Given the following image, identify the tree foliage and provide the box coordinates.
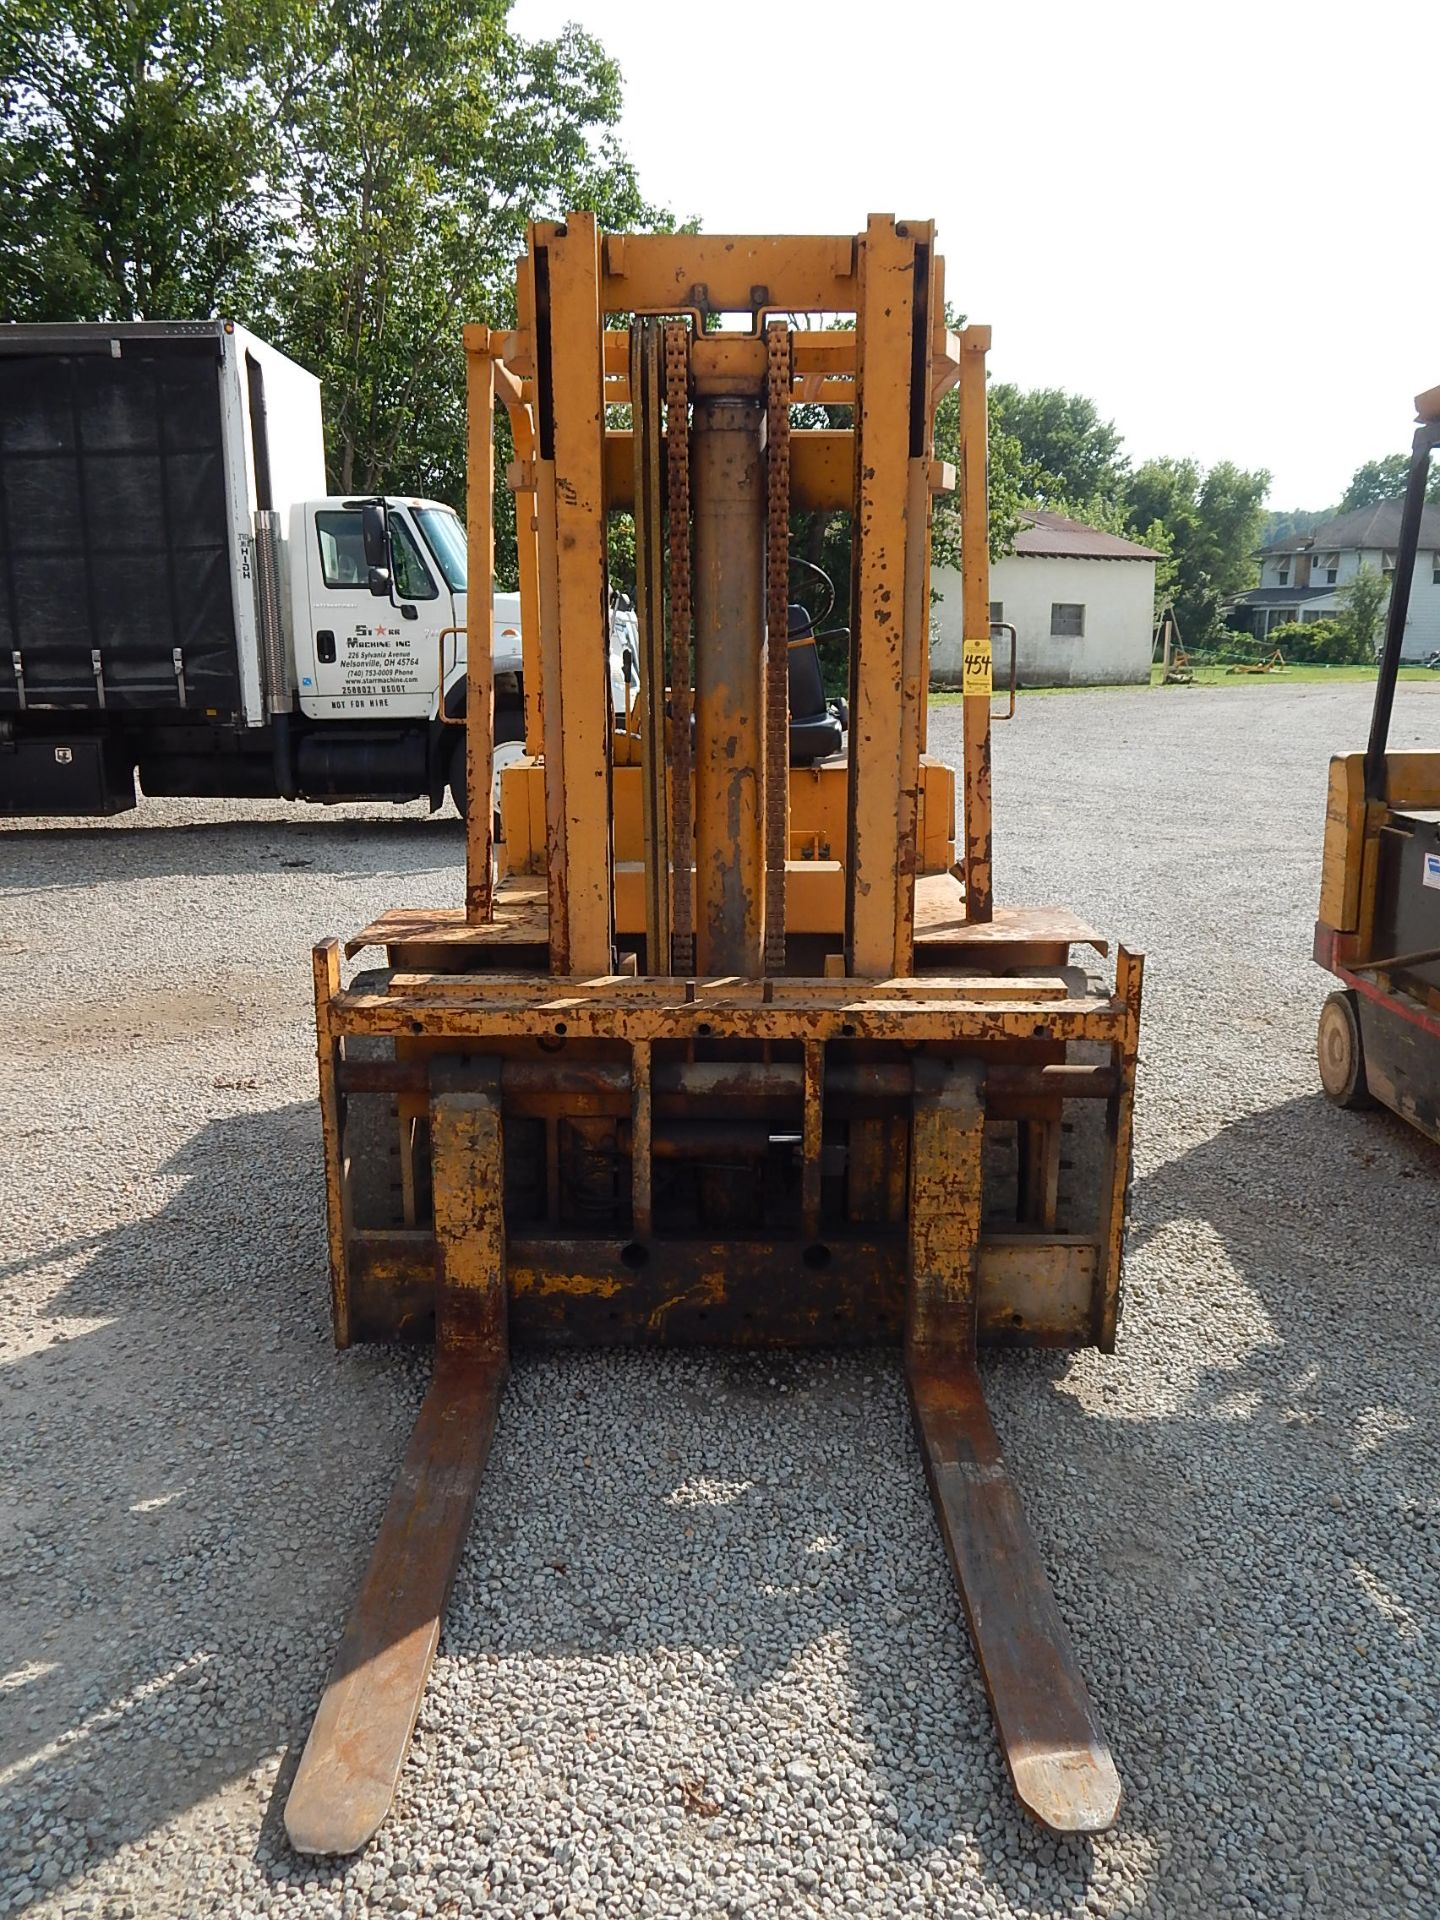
[0,0,671,579]
[1338,452,1440,511]
[1119,456,1269,644]
[930,385,1026,575]
[267,4,670,511]
[1337,563,1389,658]
[1260,505,1330,548]
[0,0,291,321]
[989,384,1128,510]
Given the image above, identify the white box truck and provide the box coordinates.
[0,319,523,817]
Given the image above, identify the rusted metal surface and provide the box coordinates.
[1095,947,1144,1352]
[907,1360,1122,1833]
[606,425,901,514]
[342,1232,1108,1350]
[630,321,672,970]
[692,393,766,976]
[283,1354,504,1855]
[534,216,612,976]
[958,328,994,921]
[847,216,923,978]
[313,939,351,1348]
[664,323,695,973]
[342,890,1108,967]
[629,1040,653,1236]
[462,333,496,923]
[905,1059,984,1360]
[599,232,859,315]
[337,1054,1117,1113]
[431,1067,507,1359]
[801,1040,824,1240]
[323,967,1133,1046]
[764,322,792,973]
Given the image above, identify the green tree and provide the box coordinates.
[0,0,293,321]
[1260,506,1331,548]
[1336,563,1389,658]
[1338,453,1440,511]
[929,385,1027,573]
[989,383,1129,510]
[1062,492,1178,616]
[1121,456,1269,645]
[266,3,672,526]
[790,308,1021,685]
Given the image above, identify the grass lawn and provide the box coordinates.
[929,663,1440,702]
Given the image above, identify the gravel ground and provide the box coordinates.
[2,681,1438,1920]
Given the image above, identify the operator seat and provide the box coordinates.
[786,603,845,764]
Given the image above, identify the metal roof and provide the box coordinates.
[1259,498,1440,555]
[1010,509,1161,562]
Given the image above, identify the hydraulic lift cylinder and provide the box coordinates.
[692,395,766,975]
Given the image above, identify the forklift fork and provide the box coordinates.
[286,1064,1119,1853]
[287,1075,508,1858]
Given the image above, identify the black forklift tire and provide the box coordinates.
[1317,989,1374,1110]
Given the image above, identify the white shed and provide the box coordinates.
[931,510,1159,689]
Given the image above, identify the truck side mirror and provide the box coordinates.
[361,500,388,567]
[361,501,391,595]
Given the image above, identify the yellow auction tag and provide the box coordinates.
[962,634,993,698]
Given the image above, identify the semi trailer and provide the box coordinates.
[0,319,521,817]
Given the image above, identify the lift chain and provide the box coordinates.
[664,322,695,975]
[764,321,792,974]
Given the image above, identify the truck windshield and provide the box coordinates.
[415,507,467,591]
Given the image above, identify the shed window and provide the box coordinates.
[1051,602,1085,637]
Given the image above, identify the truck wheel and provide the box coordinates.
[1317,990,1374,1110]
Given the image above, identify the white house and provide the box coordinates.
[931,510,1159,689]
[1233,499,1440,656]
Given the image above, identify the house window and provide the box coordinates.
[1277,564,1290,585]
[1051,602,1085,637]
[989,600,1004,625]
[1321,553,1339,584]
[1432,553,1440,586]
[1382,551,1396,575]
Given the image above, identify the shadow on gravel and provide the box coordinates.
[0,815,464,891]
[0,1101,421,1908]
[6,1087,1438,1915]
[1129,1088,1440,1447]
[1,1099,1113,1913]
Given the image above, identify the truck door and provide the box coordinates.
[298,505,456,722]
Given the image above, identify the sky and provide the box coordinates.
[511,0,1438,509]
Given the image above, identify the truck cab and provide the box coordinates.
[0,320,521,819]
[281,495,525,809]
[296,498,469,727]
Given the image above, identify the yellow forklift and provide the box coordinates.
[1316,383,1440,1136]
[285,217,1145,1855]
